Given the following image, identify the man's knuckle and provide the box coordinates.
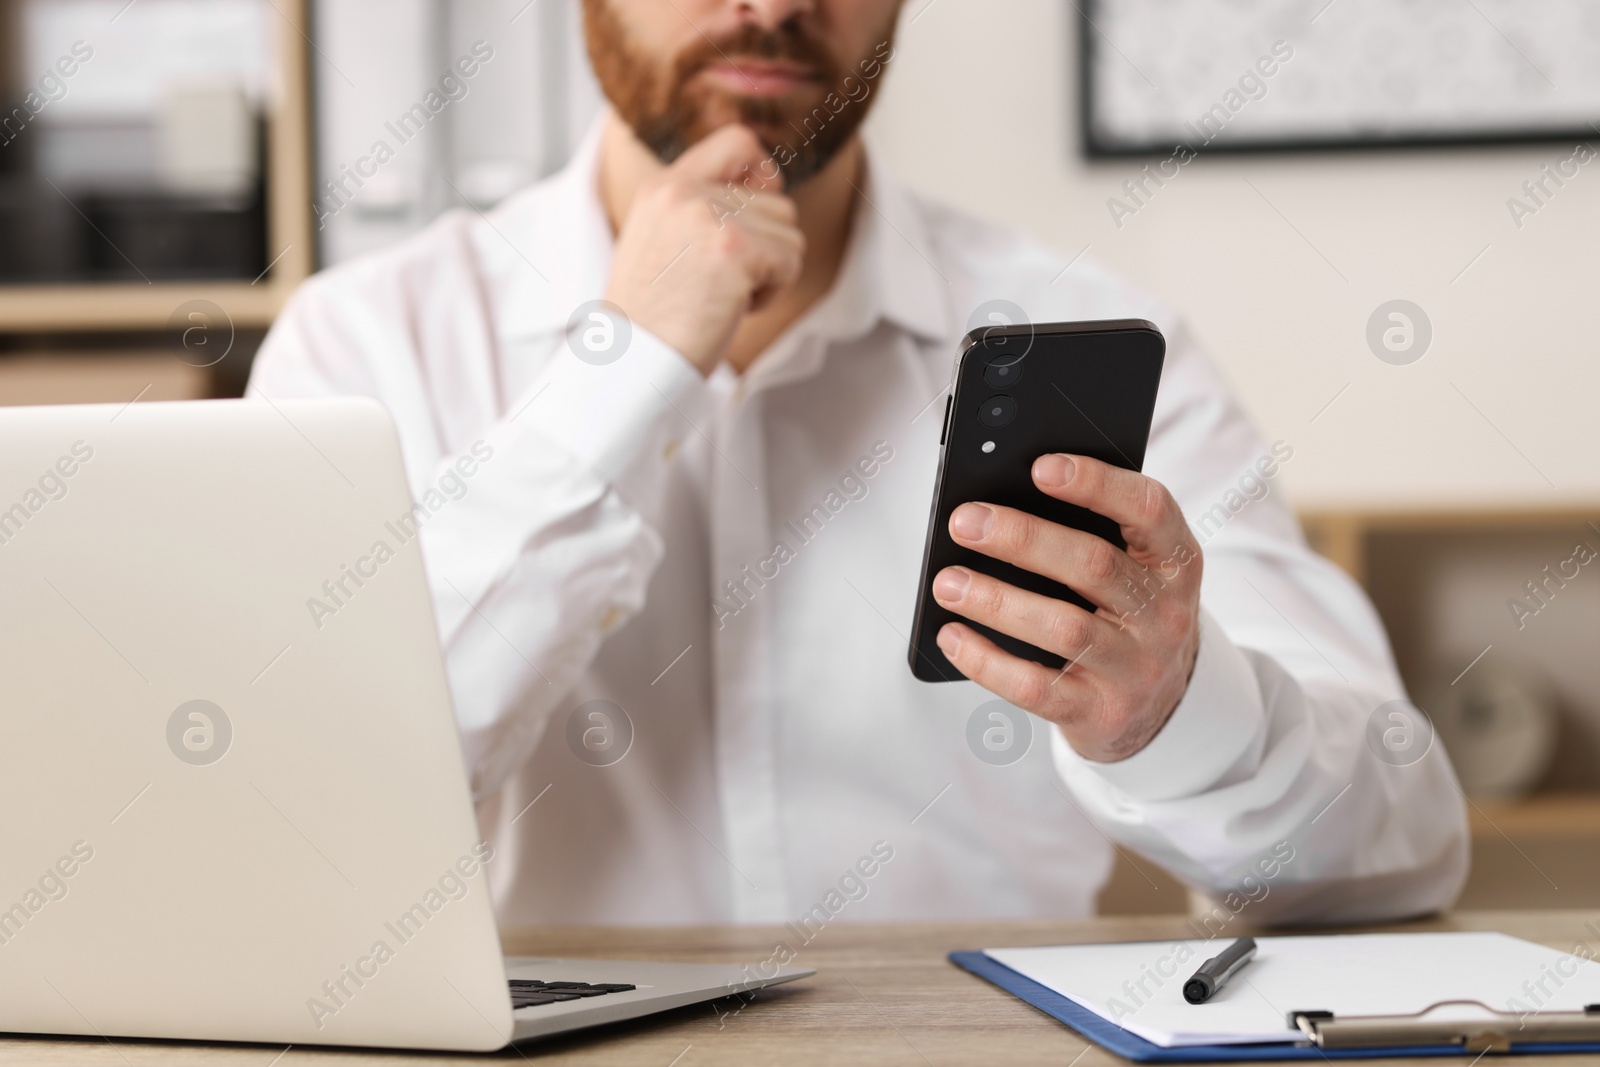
[1049,610,1090,655]
[711,226,746,259]
[1163,597,1199,634]
[956,636,988,675]
[1082,540,1120,584]
[653,180,693,208]
[1136,479,1170,525]
[1001,512,1037,554]
[1013,673,1052,710]
[973,577,1009,616]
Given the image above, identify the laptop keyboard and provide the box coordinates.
[509,978,638,1009]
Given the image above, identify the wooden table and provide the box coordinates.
[4,911,1598,1065]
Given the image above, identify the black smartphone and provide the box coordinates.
[908,319,1166,682]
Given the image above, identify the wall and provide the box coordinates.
[866,0,1600,511]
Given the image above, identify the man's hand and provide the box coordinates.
[605,125,804,373]
[932,453,1203,763]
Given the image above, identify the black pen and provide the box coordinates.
[1183,936,1257,1004]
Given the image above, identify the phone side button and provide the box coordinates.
[938,394,954,445]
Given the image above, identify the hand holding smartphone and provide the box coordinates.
[909,319,1166,682]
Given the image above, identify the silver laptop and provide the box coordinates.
[0,397,809,1050]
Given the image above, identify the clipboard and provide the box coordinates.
[950,951,1600,1062]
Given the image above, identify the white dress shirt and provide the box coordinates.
[249,123,1469,929]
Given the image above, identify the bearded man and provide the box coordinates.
[250,0,1468,927]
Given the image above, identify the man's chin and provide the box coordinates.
[635,86,852,181]
[745,122,814,160]
[685,81,826,124]
[670,118,807,167]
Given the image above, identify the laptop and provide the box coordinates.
[0,397,810,1050]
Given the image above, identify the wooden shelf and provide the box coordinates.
[1303,506,1600,532]
[1467,793,1600,839]
[0,349,209,406]
[1300,505,1600,585]
[0,281,293,332]
[0,0,314,336]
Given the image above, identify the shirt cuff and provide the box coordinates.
[1057,609,1265,802]
[516,325,706,488]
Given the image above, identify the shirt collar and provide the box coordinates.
[491,120,613,342]
[492,116,952,350]
[832,145,952,346]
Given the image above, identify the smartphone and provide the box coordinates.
[908,319,1166,682]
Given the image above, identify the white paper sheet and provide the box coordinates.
[985,932,1600,1048]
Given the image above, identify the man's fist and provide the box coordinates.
[605,125,804,373]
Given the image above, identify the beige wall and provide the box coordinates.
[866,0,1600,511]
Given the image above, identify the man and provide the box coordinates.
[251,0,1467,928]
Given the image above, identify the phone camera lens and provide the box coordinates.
[978,395,1016,427]
[983,353,1023,389]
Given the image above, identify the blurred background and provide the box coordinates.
[1,0,1597,914]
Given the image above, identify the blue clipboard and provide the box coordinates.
[949,950,1600,1062]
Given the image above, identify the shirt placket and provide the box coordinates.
[708,367,796,923]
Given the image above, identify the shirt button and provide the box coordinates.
[662,439,680,462]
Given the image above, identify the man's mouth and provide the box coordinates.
[697,58,823,97]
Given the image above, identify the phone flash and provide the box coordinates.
[981,440,996,453]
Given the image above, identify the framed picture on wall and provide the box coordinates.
[1079,0,1600,156]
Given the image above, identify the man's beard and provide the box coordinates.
[582,1,896,189]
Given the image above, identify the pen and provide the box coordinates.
[1183,936,1257,1004]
